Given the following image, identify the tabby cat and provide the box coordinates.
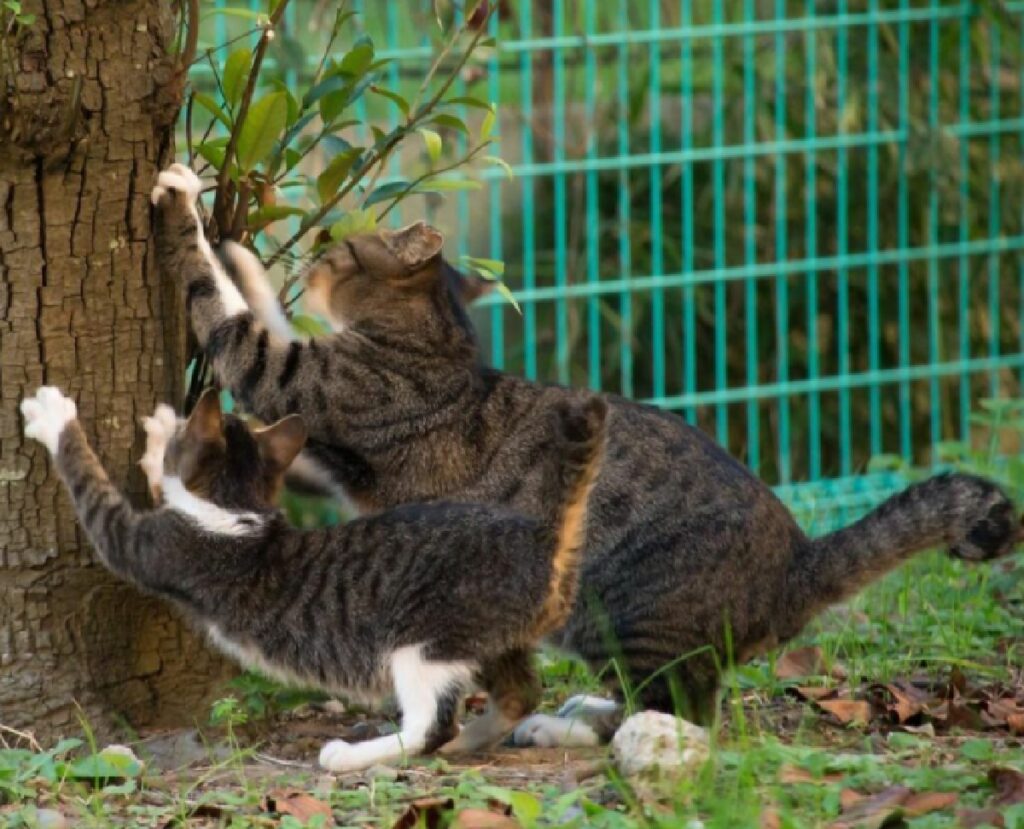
[20,384,607,769]
[153,163,1020,745]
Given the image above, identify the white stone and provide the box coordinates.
[611,711,709,780]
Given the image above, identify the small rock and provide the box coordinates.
[611,711,709,780]
[29,808,69,829]
[101,743,144,770]
[320,699,346,715]
[364,764,399,781]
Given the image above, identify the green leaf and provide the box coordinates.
[250,205,307,225]
[305,73,349,109]
[484,154,514,179]
[480,105,496,141]
[370,85,410,117]
[363,180,410,207]
[196,137,230,170]
[222,47,252,108]
[463,256,504,277]
[430,113,469,134]
[317,148,361,204]
[494,281,521,313]
[338,35,375,77]
[418,128,442,164]
[291,314,331,337]
[236,92,288,170]
[330,209,378,240]
[270,80,301,126]
[192,92,231,129]
[443,94,492,110]
[68,752,141,782]
[413,177,481,193]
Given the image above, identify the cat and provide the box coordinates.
[20,384,607,769]
[152,162,1021,745]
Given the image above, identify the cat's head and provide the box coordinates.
[302,221,491,345]
[157,389,307,512]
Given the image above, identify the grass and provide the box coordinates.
[1,545,1019,828]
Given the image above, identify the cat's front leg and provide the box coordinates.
[319,646,472,773]
[151,164,250,340]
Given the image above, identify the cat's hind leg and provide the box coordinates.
[440,648,541,754]
[318,645,472,772]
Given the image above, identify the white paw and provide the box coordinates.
[557,694,619,718]
[511,714,599,748]
[139,403,178,495]
[21,386,77,455]
[319,739,367,773]
[150,163,203,207]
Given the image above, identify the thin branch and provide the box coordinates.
[180,0,200,71]
[376,140,491,222]
[266,7,495,268]
[211,0,291,234]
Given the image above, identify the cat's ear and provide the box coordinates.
[254,414,307,471]
[184,388,224,444]
[382,221,444,269]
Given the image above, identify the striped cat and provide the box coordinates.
[153,163,1021,745]
[21,385,607,770]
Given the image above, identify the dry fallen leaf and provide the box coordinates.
[901,791,958,816]
[759,806,782,829]
[1008,713,1024,735]
[839,789,865,811]
[793,685,838,701]
[262,789,335,827]
[391,797,455,829]
[956,807,1006,828]
[875,682,927,724]
[451,808,521,829]
[776,646,826,679]
[990,766,1024,807]
[828,785,910,829]
[817,699,873,726]
[779,764,843,785]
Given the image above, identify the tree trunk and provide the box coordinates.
[0,0,231,742]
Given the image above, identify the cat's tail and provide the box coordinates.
[530,396,609,638]
[783,472,1020,630]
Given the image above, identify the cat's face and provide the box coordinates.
[163,389,307,511]
[303,221,491,335]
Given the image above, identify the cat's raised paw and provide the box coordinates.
[318,739,366,773]
[139,403,177,500]
[21,386,77,455]
[151,163,203,208]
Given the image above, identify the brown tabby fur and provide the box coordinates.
[153,167,1021,729]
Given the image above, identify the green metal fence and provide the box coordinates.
[199,1,1024,531]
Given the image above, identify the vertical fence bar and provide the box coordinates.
[711,0,728,446]
[897,0,911,460]
[552,0,569,383]
[384,3,402,226]
[836,0,851,476]
[681,0,695,423]
[957,9,970,440]
[743,0,759,474]
[519,0,537,380]
[617,0,633,398]
[649,0,666,401]
[584,1,600,391]
[866,0,882,458]
[804,0,820,479]
[774,0,791,483]
[926,2,941,458]
[987,19,1002,398]
[488,6,504,369]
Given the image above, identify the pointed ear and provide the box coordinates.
[382,221,445,269]
[457,270,495,305]
[254,414,307,471]
[184,388,224,444]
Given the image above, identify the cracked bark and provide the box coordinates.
[0,0,232,741]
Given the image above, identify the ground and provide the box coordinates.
[1,550,1021,828]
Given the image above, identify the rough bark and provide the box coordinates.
[0,0,231,742]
